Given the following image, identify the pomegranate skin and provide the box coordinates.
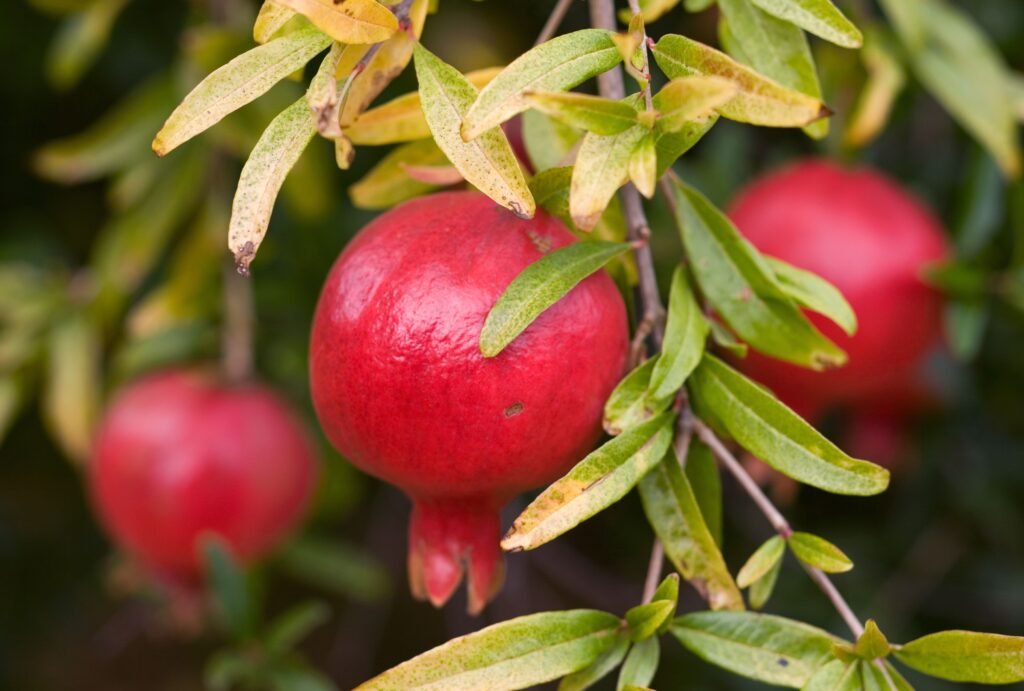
[728,160,949,420]
[90,369,317,581]
[309,191,628,612]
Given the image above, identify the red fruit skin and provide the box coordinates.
[309,191,628,612]
[728,160,949,424]
[90,369,317,581]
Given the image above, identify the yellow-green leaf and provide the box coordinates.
[273,0,397,44]
[349,138,449,209]
[604,357,675,436]
[845,28,906,148]
[788,531,854,573]
[558,633,630,691]
[749,0,862,48]
[253,1,298,43]
[854,620,891,660]
[653,76,738,132]
[43,312,102,463]
[736,535,785,588]
[649,266,709,400]
[617,637,659,690]
[524,91,639,136]
[45,0,128,89]
[767,256,857,336]
[895,630,1024,684]
[628,133,657,199]
[571,125,647,230]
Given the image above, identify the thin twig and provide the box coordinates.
[625,0,654,111]
[222,263,254,382]
[535,0,576,46]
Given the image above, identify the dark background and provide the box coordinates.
[1,0,1023,689]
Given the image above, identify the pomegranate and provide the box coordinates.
[309,191,627,613]
[90,369,317,582]
[728,160,949,456]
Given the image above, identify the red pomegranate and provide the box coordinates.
[90,369,317,582]
[728,159,949,434]
[309,191,628,613]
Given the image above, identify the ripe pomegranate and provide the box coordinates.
[309,191,627,613]
[728,160,949,459]
[90,369,317,582]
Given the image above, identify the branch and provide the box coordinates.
[222,262,254,382]
[535,0,575,46]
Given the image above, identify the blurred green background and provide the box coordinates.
[2,0,1023,689]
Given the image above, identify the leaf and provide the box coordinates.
[501,413,675,552]
[523,109,583,172]
[945,300,989,362]
[571,126,647,230]
[668,178,846,369]
[748,0,861,48]
[273,0,397,44]
[228,96,317,274]
[621,0,681,23]
[652,33,826,129]
[684,439,722,545]
[277,537,390,601]
[201,536,255,640]
[354,610,622,691]
[895,630,1024,684]
[788,532,853,573]
[480,240,631,357]
[603,358,675,436]
[413,44,535,218]
[671,611,843,687]
[767,257,857,336]
[628,133,657,199]
[650,267,709,400]
[638,454,744,611]
[654,114,718,176]
[42,312,101,464]
[462,29,623,140]
[34,75,174,183]
[716,0,829,138]
[349,138,449,209]
[748,551,781,609]
[254,1,298,43]
[152,26,331,156]
[400,163,463,185]
[651,573,680,608]
[854,621,891,660]
[205,650,253,691]
[345,67,501,145]
[617,637,659,691]
[266,663,338,691]
[524,91,639,136]
[266,601,332,652]
[845,28,906,148]
[45,0,128,89]
[653,76,738,132]
[709,320,748,357]
[802,659,862,691]
[558,632,630,691]
[690,356,890,495]
[736,535,785,588]
[625,600,676,642]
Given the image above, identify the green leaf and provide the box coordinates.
[638,453,744,611]
[413,44,535,219]
[277,537,390,601]
[628,133,658,199]
[603,358,675,436]
[502,413,675,552]
[767,257,857,336]
[748,551,781,609]
[709,320,748,357]
[201,536,255,641]
[45,0,128,89]
[845,27,906,148]
[617,637,659,690]
[153,26,330,156]
[626,600,676,642]
[354,610,622,691]
[571,125,648,230]
[671,611,843,687]
[265,601,331,653]
[650,267,710,400]
[523,110,583,172]
[684,439,723,545]
[266,662,339,691]
[228,96,317,274]
[652,33,826,129]
[802,659,862,691]
[653,76,738,132]
[854,620,891,660]
[788,532,854,573]
[205,650,254,691]
[654,114,718,176]
[689,356,890,496]
[558,632,630,691]
[525,91,639,136]
[748,0,861,48]
[737,535,785,588]
[273,0,397,44]
[895,630,1024,684]
[350,138,449,210]
[945,300,989,362]
[716,0,829,138]
[881,662,915,691]
[480,240,631,357]
[43,312,101,463]
[462,30,623,140]
[668,178,846,369]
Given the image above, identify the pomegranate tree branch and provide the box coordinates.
[222,262,254,382]
[535,0,576,46]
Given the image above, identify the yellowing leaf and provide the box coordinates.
[618,0,681,24]
[652,33,827,128]
[653,76,738,132]
[345,67,501,145]
[253,1,298,43]
[462,29,623,140]
[844,29,906,147]
[749,0,863,48]
[273,0,397,44]
[570,125,647,230]
[349,138,449,209]
[152,26,331,156]
[524,91,638,136]
[628,132,657,199]
[43,312,102,463]
[413,44,534,218]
